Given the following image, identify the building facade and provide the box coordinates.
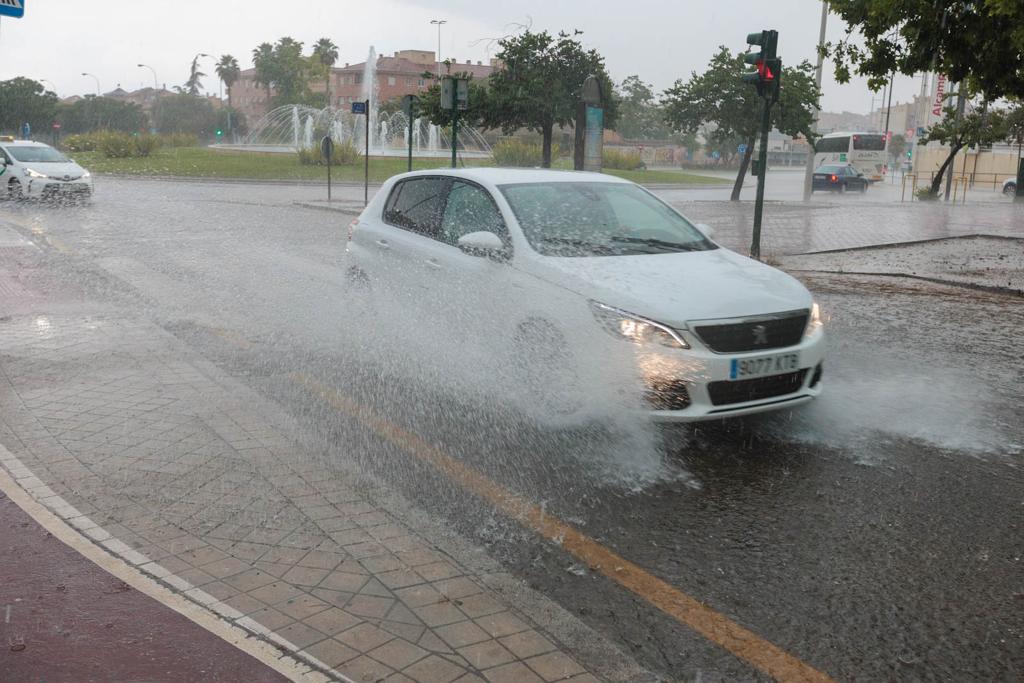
[230,50,497,123]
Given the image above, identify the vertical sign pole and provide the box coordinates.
[408,114,414,172]
[364,99,370,207]
[327,146,332,201]
[451,109,458,169]
[750,98,771,260]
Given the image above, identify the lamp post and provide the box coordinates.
[801,1,828,201]
[81,72,100,96]
[137,63,159,90]
[430,19,447,79]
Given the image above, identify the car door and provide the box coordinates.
[353,175,452,314]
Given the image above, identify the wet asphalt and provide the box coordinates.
[1,176,1021,682]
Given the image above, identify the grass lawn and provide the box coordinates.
[72,147,724,186]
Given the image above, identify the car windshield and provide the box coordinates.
[499,182,715,257]
[6,145,69,163]
[816,165,846,174]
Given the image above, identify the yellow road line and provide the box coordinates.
[292,373,834,683]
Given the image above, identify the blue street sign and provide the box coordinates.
[712,150,721,160]
[737,143,747,155]
[0,0,25,18]
[351,101,367,115]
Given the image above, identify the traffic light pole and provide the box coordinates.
[451,109,459,169]
[751,97,772,260]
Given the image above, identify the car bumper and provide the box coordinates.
[25,178,93,198]
[637,329,826,422]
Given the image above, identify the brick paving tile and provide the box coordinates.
[176,566,216,587]
[358,577,394,598]
[381,621,426,643]
[393,549,443,567]
[432,577,483,601]
[457,641,516,670]
[249,580,307,606]
[337,623,395,652]
[415,562,463,582]
[180,545,232,567]
[199,581,239,601]
[247,606,295,631]
[367,638,430,670]
[260,546,310,565]
[223,568,277,592]
[452,675,486,683]
[394,584,444,608]
[475,612,530,639]
[274,621,328,650]
[385,602,423,626]
[304,606,362,636]
[412,602,469,628]
[416,631,454,654]
[400,654,466,683]
[253,560,293,577]
[525,651,586,681]
[454,593,505,619]
[221,592,266,616]
[484,661,546,683]
[360,553,406,574]
[319,569,370,593]
[298,548,347,570]
[345,594,395,619]
[564,675,601,683]
[203,556,254,579]
[282,565,331,587]
[329,529,375,547]
[318,516,360,533]
[345,540,389,559]
[337,655,395,683]
[498,631,557,660]
[435,620,491,649]
[384,674,417,683]
[377,569,426,590]
[302,638,360,669]
[380,535,428,554]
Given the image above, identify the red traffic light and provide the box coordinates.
[760,61,775,82]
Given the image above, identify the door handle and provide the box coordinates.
[375,239,389,250]
[425,258,442,270]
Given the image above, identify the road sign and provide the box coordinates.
[440,78,454,110]
[906,128,915,139]
[0,0,25,19]
[351,101,367,115]
[401,94,419,117]
[455,79,469,111]
[737,143,748,155]
[320,135,334,159]
[712,150,721,160]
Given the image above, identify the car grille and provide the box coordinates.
[644,379,691,411]
[707,369,808,406]
[693,311,809,353]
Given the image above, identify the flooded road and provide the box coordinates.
[1,177,1021,682]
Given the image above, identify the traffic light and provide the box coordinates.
[743,30,780,98]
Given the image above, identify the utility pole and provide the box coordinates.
[430,20,446,80]
[944,86,966,200]
[802,1,828,201]
[883,70,894,177]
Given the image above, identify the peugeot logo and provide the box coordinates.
[752,324,769,345]
[63,175,70,181]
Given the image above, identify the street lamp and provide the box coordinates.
[81,72,100,96]
[137,63,159,90]
[430,19,447,79]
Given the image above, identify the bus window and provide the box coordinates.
[852,134,886,151]
[815,136,850,153]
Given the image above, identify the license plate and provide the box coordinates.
[730,353,799,379]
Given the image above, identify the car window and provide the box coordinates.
[815,165,843,174]
[439,181,506,246]
[383,177,450,237]
[6,145,68,163]
[500,182,714,257]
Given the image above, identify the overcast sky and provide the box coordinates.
[0,0,923,114]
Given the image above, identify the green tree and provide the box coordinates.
[270,37,312,106]
[616,76,672,140]
[252,42,275,105]
[826,1,1024,100]
[481,30,619,167]
[312,38,339,106]
[0,78,58,135]
[57,96,147,134]
[919,104,1008,196]
[416,71,492,132]
[152,93,218,137]
[185,55,206,96]
[216,55,241,103]
[663,47,821,200]
[887,133,907,166]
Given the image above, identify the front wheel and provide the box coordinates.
[860,181,868,193]
[511,318,582,419]
[1005,183,1017,196]
[837,182,846,194]
[7,179,24,201]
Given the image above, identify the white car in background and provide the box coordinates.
[343,168,825,422]
[1003,177,1017,196]
[0,137,93,200]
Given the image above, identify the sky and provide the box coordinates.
[0,0,924,114]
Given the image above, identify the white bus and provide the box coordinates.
[813,132,888,180]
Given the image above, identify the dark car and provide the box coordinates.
[811,164,870,193]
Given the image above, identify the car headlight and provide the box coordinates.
[81,170,91,178]
[24,168,48,179]
[590,301,689,349]
[805,302,824,338]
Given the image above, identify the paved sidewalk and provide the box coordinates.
[0,308,624,683]
[0,487,289,682]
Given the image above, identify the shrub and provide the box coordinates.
[297,140,361,166]
[915,186,939,201]
[63,133,99,153]
[602,148,645,170]
[98,131,136,158]
[132,134,160,157]
[491,139,560,167]
[157,133,199,148]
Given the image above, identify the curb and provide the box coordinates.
[790,268,1022,297]
[293,201,364,216]
[794,233,1024,256]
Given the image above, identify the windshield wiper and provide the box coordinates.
[536,236,616,253]
[608,236,701,252]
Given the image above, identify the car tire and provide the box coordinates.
[1005,183,1017,196]
[838,182,846,194]
[511,318,582,419]
[7,179,23,201]
[860,181,868,193]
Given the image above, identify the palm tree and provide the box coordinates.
[185,55,206,96]
[215,55,241,105]
[252,42,275,106]
[312,38,339,107]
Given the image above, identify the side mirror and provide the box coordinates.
[457,231,505,258]
[694,223,715,240]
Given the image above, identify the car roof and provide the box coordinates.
[391,167,634,187]
[0,140,50,147]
